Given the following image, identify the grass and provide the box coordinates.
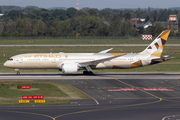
[0,38,180,44]
[0,46,180,73]
[0,80,91,105]
[0,100,70,105]
[0,83,68,98]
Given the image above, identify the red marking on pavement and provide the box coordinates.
[141,88,174,91]
[107,88,138,91]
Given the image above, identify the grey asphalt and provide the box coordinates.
[0,44,180,46]
[0,74,180,120]
[0,72,180,80]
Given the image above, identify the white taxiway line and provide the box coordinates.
[73,85,99,105]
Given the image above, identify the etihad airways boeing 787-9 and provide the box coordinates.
[4,30,171,75]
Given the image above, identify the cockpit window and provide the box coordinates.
[8,58,13,61]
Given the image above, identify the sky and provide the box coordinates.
[0,0,180,9]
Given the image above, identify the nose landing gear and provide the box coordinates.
[15,69,20,75]
[17,71,20,75]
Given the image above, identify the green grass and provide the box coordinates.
[0,46,180,73]
[0,100,70,105]
[0,81,68,98]
[0,80,91,105]
[0,39,180,44]
[0,83,68,98]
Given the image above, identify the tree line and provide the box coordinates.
[0,6,180,37]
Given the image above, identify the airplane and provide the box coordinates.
[4,30,171,75]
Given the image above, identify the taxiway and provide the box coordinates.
[0,73,180,120]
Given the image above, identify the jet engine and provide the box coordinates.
[61,63,79,73]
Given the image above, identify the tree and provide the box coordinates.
[66,7,77,18]
[158,9,168,21]
[146,22,164,36]
[121,20,133,36]
[50,27,56,36]
[8,9,20,20]
[152,10,158,22]
[95,26,109,36]
[26,13,37,19]
[100,11,107,19]
[52,9,67,20]
[41,11,50,20]
[111,17,123,34]
[145,16,150,22]
[124,12,131,20]
[87,8,99,16]
[148,7,151,13]
[23,6,40,12]
[81,7,90,11]
[137,27,144,34]
[74,10,89,17]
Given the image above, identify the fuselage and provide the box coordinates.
[4,52,151,70]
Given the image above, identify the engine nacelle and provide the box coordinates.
[61,63,79,74]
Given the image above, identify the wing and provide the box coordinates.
[78,54,126,67]
[98,48,113,53]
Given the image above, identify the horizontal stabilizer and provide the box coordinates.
[152,57,171,62]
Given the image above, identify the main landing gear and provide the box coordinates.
[83,71,94,75]
[83,66,94,75]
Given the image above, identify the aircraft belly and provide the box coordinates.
[96,61,131,69]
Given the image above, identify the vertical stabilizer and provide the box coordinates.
[140,30,171,58]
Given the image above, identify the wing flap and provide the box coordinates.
[79,54,126,67]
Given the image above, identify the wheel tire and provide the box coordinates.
[83,71,93,75]
[83,71,87,75]
[89,72,93,75]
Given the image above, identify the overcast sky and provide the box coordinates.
[0,0,180,9]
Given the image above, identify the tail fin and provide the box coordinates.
[140,30,171,58]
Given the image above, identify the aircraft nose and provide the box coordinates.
[4,61,8,67]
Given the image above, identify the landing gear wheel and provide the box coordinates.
[89,71,94,75]
[17,71,20,75]
[83,71,86,75]
[83,71,94,75]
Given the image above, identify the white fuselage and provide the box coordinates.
[3,53,150,70]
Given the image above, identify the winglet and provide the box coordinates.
[99,48,113,53]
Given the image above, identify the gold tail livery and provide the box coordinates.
[4,30,171,75]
